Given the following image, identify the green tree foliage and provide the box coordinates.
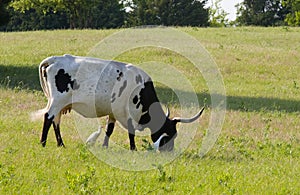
[3,0,125,31]
[209,0,229,27]
[236,0,287,26]
[4,0,300,30]
[0,0,12,27]
[5,8,68,31]
[282,0,300,26]
[127,0,209,27]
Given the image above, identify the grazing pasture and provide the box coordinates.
[0,27,300,194]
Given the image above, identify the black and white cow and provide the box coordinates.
[36,54,204,151]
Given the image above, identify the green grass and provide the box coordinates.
[1,27,300,194]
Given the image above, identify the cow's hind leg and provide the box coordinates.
[41,113,54,147]
[103,116,116,148]
[53,113,65,147]
[127,118,136,151]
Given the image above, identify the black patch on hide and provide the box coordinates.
[118,80,127,97]
[136,74,143,84]
[111,93,116,103]
[55,69,79,93]
[117,72,124,81]
[137,81,159,125]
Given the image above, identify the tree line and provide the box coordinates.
[0,0,299,31]
[236,0,300,26]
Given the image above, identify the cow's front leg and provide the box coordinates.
[41,113,54,147]
[127,118,136,151]
[103,117,116,148]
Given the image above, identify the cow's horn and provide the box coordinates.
[153,133,168,151]
[174,107,204,123]
[165,106,170,118]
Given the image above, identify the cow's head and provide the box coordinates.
[152,107,204,151]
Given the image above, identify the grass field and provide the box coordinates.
[0,27,300,194]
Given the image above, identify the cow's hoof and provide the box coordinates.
[102,143,108,148]
[57,143,65,147]
[41,141,46,147]
[130,146,137,151]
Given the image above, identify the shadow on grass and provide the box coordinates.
[157,89,299,113]
[0,64,41,91]
[1,64,299,113]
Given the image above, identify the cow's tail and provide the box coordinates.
[31,57,53,121]
[30,108,47,121]
[39,58,51,99]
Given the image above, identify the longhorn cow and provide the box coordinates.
[36,54,204,151]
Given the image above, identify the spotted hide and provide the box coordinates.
[37,54,204,151]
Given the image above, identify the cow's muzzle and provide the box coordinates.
[153,133,175,151]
